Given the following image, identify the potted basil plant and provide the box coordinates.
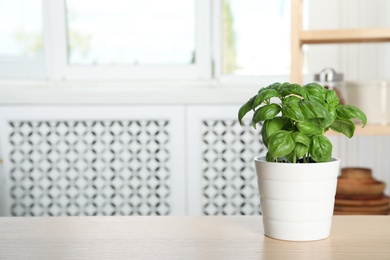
[238,82,366,241]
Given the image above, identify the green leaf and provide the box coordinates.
[252,104,281,127]
[263,82,282,91]
[310,135,332,162]
[284,151,296,163]
[321,105,337,128]
[299,100,328,119]
[295,143,309,158]
[292,131,311,146]
[238,96,255,126]
[292,131,310,159]
[336,105,367,126]
[296,121,322,136]
[281,83,307,99]
[283,95,301,104]
[268,130,295,157]
[282,101,304,121]
[278,82,291,93]
[325,90,340,107]
[330,118,356,138]
[253,89,279,109]
[304,82,326,103]
[265,152,274,162]
[261,117,289,147]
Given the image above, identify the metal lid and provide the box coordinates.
[314,68,344,82]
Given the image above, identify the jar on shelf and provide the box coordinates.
[344,81,390,125]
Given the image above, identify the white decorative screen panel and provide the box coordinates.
[201,120,264,215]
[187,106,267,216]
[0,106,186,216]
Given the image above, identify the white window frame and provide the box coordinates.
[0,0,211,81]
[43,0,211,81]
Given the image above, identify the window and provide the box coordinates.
[220,0,291,77]
[1,0,292,82]
[4,1,386,83]
[0,0,43,59]
[53,0,210,80]
[0,0,45,78]
[0,0,211,81]
[66,0,196,66]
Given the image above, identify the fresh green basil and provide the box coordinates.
[282,102,304,121]
[299,100,327,119]
[336,105,367,126]
[253,89,279,109]
[261,117,290,148]
[238,96,255,126]
[238,82,367,163]
[252,104,281,127]
[330,118,356,138]
[268,130,295,158]
[296,121,322,136]
[310,135,332,162]
[304,82,326,103]
[295,143,309,159]
[325,90,340,107]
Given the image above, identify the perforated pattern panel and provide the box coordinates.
[201,120,265,215]
[8,120,170,216]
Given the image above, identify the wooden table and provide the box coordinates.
[0,216,389,259]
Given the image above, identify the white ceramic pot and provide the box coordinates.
[254,156,340,241]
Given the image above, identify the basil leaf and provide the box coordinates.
[253,89,279,109]
[265,152,274,162]
[296,121,322,136]
[263,82,282,91]
[321,105,337,128]
[295,143,309,158]
[299,100,327,119]
[283,95,301,104]
[261,117,290,147]
[282,102,304,121]
[268,130,295,157]
[336,105,367,126]
[238,96,255,125]
[310,135,332,162]
[252,104,281,127]
[330,118,356,138]
[281,83,307,99]
[304,82,326,103]
[325,90,340,107]
[284,151,296,163]
[292,131,311,146]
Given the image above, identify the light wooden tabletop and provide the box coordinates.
[0,216,389,259]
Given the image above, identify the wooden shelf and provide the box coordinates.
[327,125,390,136]
[291,0,390,136]
[300,28,390,44]
[290,0,390,87]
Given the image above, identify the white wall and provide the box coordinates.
[306,0,390,82]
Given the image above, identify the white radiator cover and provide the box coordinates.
[0,106,187,216]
